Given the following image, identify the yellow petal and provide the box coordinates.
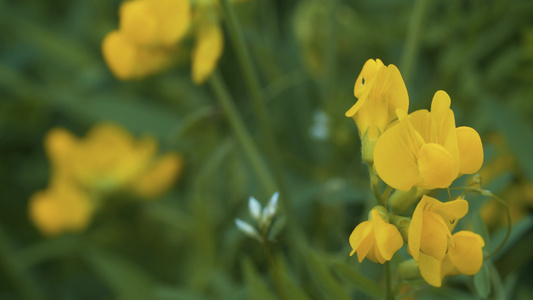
[45,127,76,164]
[150,0,191,46]
[102,31,139,80]
[408,195,428,260]
[192,23,224,84]
[119,0,159,46]
[429,91,460,172]
[420,211,450,260]
[29,184,93,236]
[353,59,383,99]
[349,221,372,256]
[374,221,404,261]
[418,252,443,287]
[431,198,468,231]
[448,231,485,275]
[131,153,183,198]
[418,143,456,189]
[374,113,423,191]
[456,126,483,174]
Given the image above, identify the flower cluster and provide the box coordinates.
[347,59,485,287]
[29,123,183,236]
[102,0,226,84]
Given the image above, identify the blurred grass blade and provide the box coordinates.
[306,250,350,300]
[489,215,533,260]
[242,258,278,300]
[332,263,383,299]
[84,246,154,300]
[473,263,491,298]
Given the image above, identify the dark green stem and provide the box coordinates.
[219,0,289,206]
[400,0,429,84]
[385,261,394,300]
[209,72,277,194]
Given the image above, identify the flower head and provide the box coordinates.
[408,195,468,261]
[345,59,409,140]
[374,91,483,191]
[192,21,224,84]
[418,231,485,287]
[349,207,403,264]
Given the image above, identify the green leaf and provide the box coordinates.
[474,263,491,298]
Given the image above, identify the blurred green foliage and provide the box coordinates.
[1,0,533,299]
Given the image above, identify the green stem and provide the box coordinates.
[385,261,394,300]
[209,72,277,194]
[261,235,287,300]
[0,225,44,300]
[369,164,385,207]
[400,0,429,84]
[219,0,289,205]
[382,186,394,203]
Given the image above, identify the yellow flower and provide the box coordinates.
[408,195,468,262]
[102,30,175,80]
[418,231,485,287]
[130,153,184,198]
[192,21,224,84]
[374,91,483,191]
[44,123,181,198]
[119,0,191,47]
[29,183,93,236]
[349,207,403,264]
[345,59,409,140]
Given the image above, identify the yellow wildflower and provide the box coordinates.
[44,123,181,198]
[374,91,483,191]
[119,0,191,47]
[408,195,468,262]
[345,59,409,140]
[349,207,403,264]
[418,231,485,287]
[29,183,93,236]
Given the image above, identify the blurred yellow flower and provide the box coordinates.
[45,123,182,198]
[418,231,485,287]
[349,207,403,264]
[29,183,93,236]
[345,59,409,140]
[374,91,483,191]
[102,0,230,83]
[408,195,468,262]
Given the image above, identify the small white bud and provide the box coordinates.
[235,218,261,241]
[248,196,262,222]
[261,192,279,226]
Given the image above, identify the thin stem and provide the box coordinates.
[209,72,277,194]
[0,225,44,300]
[219,0,289,206]
[382,186,394,203]
[385,261,394,300]
[261,237,287,300]
[400,0,429,84]
[369,164,385,207]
